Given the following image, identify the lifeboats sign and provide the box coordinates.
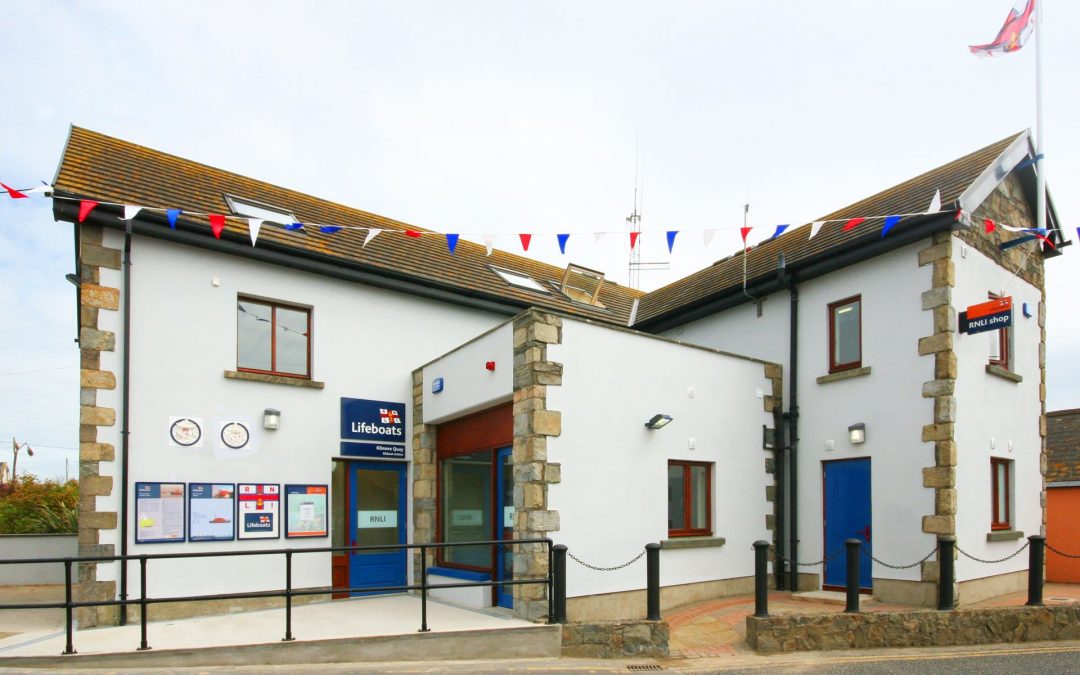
[959,296,1013,335]
[340,397,406,459]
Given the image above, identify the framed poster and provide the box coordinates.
[134,482,186,544]
[188,483,236,542]
[284,485,329,538]
[238,483,280,540]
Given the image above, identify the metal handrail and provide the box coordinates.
[0,537,555,655]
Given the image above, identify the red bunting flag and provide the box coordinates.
[1,182,28,199]
[1033,232,1055,249]
[519,233,532,251]
[842,217,865,232]
[984,218,997,233]
[78,200,99,223]
[630,231,640,250]
[405,230,422,238]
[740,227,751,248]
[208,214,226,239]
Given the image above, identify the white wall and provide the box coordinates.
[546,320,774,598]
[0,535,77,584]
[951,238,1042,583]
[422,322,513,425]
[94,232,504,598]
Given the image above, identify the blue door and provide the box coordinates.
[822,458,872,589]
[495,447,514,608]
[348,461,407,595]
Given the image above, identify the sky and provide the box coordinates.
[1,1,1077,480]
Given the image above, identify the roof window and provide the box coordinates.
[556,264,605,307]
[224,194,297,224]
[490,266,550,294]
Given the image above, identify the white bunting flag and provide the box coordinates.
[808,221,825,240]
[121,205,143,221]
[927,189,941,213]
[24,185,53,197]
[248,219,263,246]
[363,228,382,247]
[703,229,717,247]
[483,235,496,256]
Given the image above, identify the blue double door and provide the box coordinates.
[347,461,407,595]
[822,458,872,590]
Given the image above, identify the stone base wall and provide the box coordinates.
[746,605,1080,654]
[873,578,936,608]
[561,620,669,658]
[566,575,756,622]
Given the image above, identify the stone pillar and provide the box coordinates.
[76,223,122,627]
[511,310,564,622]
[762,362,783,540]
[918,232,957,590]
[410,368,437,582]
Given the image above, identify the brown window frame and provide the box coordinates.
[991,458,1011,531]
[988,292,1010,369]
[236,296,312,380]
[828,295,862,373]
[668,460,713,538]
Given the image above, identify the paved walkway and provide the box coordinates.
[665,583,1080,659]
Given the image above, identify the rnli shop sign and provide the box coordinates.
[340,397,407,459]
[959,296,1013,336]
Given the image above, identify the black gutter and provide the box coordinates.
[119,217,132,625]
[635,212,960,334]
[776,254,798,590]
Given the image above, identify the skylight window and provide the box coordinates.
[490,266,549,294]
[224,194,297,224]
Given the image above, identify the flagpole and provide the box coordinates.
[1035,0,1046,233]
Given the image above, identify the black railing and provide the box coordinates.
[0,537,556,655]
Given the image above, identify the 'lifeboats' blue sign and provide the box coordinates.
[340,397,406,459]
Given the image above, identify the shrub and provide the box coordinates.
[0,475,80,534]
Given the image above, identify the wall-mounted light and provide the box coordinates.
[65,273,82,286]
[263,408,281,430]
[848,423,866,445]
[645,414,673,430]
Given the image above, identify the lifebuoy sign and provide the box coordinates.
[959,296,1012,335]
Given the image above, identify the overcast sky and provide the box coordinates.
[2,1,1077,480]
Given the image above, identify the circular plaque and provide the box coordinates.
[170,418,202,447]
[220,421,251,449]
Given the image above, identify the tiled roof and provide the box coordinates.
[634,133,1027,326]
[53,127,644,323]
[1048,409,1080,483]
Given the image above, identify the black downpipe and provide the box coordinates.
[777,256,799,590]
[774,411,785,589]
[119,219,132,625]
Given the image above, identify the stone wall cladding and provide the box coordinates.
[76,223,120,627]
[1046,409,1080,482]
[762,363,783,543]
[746,605,1080,654]
[561,620,669,658]
[410,369,437,584]
[511,310,564,622]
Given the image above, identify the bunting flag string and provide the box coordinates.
[2,182,1063,259]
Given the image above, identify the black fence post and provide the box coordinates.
[552,544,567,624]
[753,540,770,618]
[62,558,76,655]
[419,545,430,632]
[646,543,661,621]
[844,539,861,613]
[138,555,150,650]
[938,536,955,611]
[282,550,294,642]
[1026,535,1045,607]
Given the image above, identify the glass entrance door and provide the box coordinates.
[495,447,514,608]
[348,461,407,595]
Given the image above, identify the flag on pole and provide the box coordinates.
[969,0,1036,57]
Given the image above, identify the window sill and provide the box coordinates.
[661,536,726,550]
[224,370,325,389]
[986,529,1024,542]
[816,366,871,385]
[985,364,1022,383]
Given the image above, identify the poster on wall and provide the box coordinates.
[168,416,204,448]
[188,483,236,541]
[238,483,280,540]
[284,485,328,538]
[134,482,186,544]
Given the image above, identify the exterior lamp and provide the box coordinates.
[848,423,866,445]
[645,414,673,430]
[263,408,281,430]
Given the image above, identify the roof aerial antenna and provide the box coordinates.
[626,134,668,290]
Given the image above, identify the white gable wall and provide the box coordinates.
[421,322,513,425]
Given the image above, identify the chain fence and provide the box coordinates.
[1046,542,1080,559]
[956,540,1029,564]
[567,549,646,572]
[861,546,937,570]
[771,547,844,568]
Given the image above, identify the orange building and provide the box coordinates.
[1046,409,1080,582]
